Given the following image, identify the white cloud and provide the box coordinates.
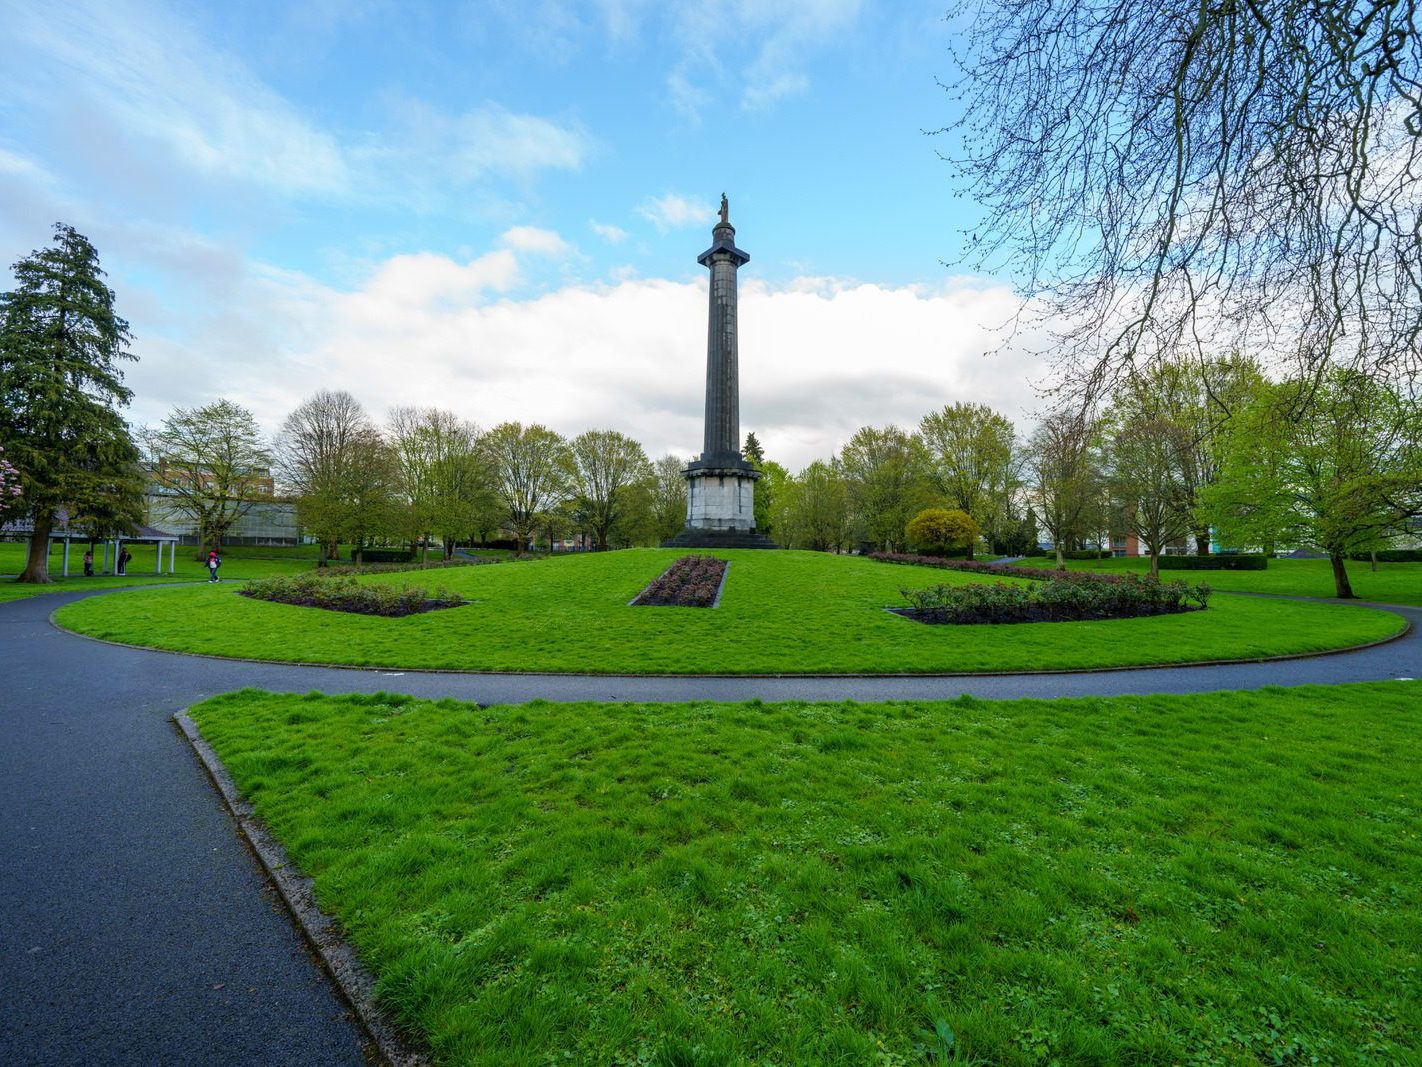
[3,2,587,206]
[657,1,864,120]
[5,1,348,196]
[122,241,1052,471]
[589,220,629,244]
[637,193,709,232]
[500,226,573,257]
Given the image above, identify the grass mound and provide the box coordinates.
[53,549,1405,673]
[189,683,1422,1065]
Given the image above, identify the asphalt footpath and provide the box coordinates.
[1,585,1418,1064]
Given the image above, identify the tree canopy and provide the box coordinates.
[0,224,142,582]
[1204,369,1422,597]
[143,399,272,554]
[941,0,1422,402]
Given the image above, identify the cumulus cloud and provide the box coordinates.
[121,240,1051,472]
[500,226,574,257]
[637,193,709,232]
[589,220,629,244]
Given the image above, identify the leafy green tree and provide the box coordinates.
[839,426,933,552]
[276,390,399,561]
[144,399,272,555]
[483,422,573,550]
[1116,355,1266,553]
[755,460,790,539]
[782,460,852,552]
[649,454,690,543]
[388,407,491,560]
[1107,416,1194,576]
[1204,370,1422,598]
[570,429,652,550]
[1028,411,1102,567]
[918,402,1019,559]
[906,507,980,556]
[0,224,143,583]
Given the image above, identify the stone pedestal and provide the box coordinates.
[662,461,777,550]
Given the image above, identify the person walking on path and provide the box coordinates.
[207,550,221,583]
[116,547,131,576]
[83,550,94,577]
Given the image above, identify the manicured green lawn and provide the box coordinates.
[1045,556,1422,605]
[0,541,328,602]
[55,549,1405,673]
[188,683,1422,1065]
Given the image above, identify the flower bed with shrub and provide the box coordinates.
[895,573,1211,625]
[631,555,729,608]
[239,573,467,617]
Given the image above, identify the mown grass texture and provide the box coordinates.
[55,550,1406,674]
[189,683,1422,1065]
[0,541,320,601]
[1048,556,1422,605]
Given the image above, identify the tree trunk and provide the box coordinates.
[1054,544,1064,569]
[1329,553,1356,599]
[19,516,54,583]
[1370,550,1378,572]
[1149,550,1160,578]
[1195,529,1210,555]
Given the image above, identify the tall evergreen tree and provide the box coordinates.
[0,224,142,583]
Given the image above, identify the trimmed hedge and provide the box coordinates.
[1064,549,1113,560]
[1347,549,1422,563]
[1158,554,1269,571]
[356,549,416,564]
[869,552,1126,586]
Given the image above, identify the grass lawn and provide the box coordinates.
[188,682,1422,1065]
[50,551,1404,677]
[0,540,325,602]
[1043,556,1422,605]
[54,549,1405,674]
[0,540,516,603]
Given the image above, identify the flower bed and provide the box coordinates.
[895,573,1211,625]
[239,573,467,617]
[631,555,729,608]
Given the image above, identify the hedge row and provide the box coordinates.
[1347,549,1422,563]
[1025,548,1112,559]
[868,552,1127,586]
[1158,554,1268,571]
[318,557,505,578]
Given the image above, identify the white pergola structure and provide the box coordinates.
[4,514,181,577]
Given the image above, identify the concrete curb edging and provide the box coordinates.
[173,711,426,1067]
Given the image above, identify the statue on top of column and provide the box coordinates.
[719,193,729,225]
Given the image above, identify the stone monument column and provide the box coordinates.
[663,195,778,549]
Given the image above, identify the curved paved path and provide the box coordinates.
[2,586,1417,1065]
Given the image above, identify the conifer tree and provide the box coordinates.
[0,224,142,582]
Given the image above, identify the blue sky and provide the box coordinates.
[0,0,1046,470]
